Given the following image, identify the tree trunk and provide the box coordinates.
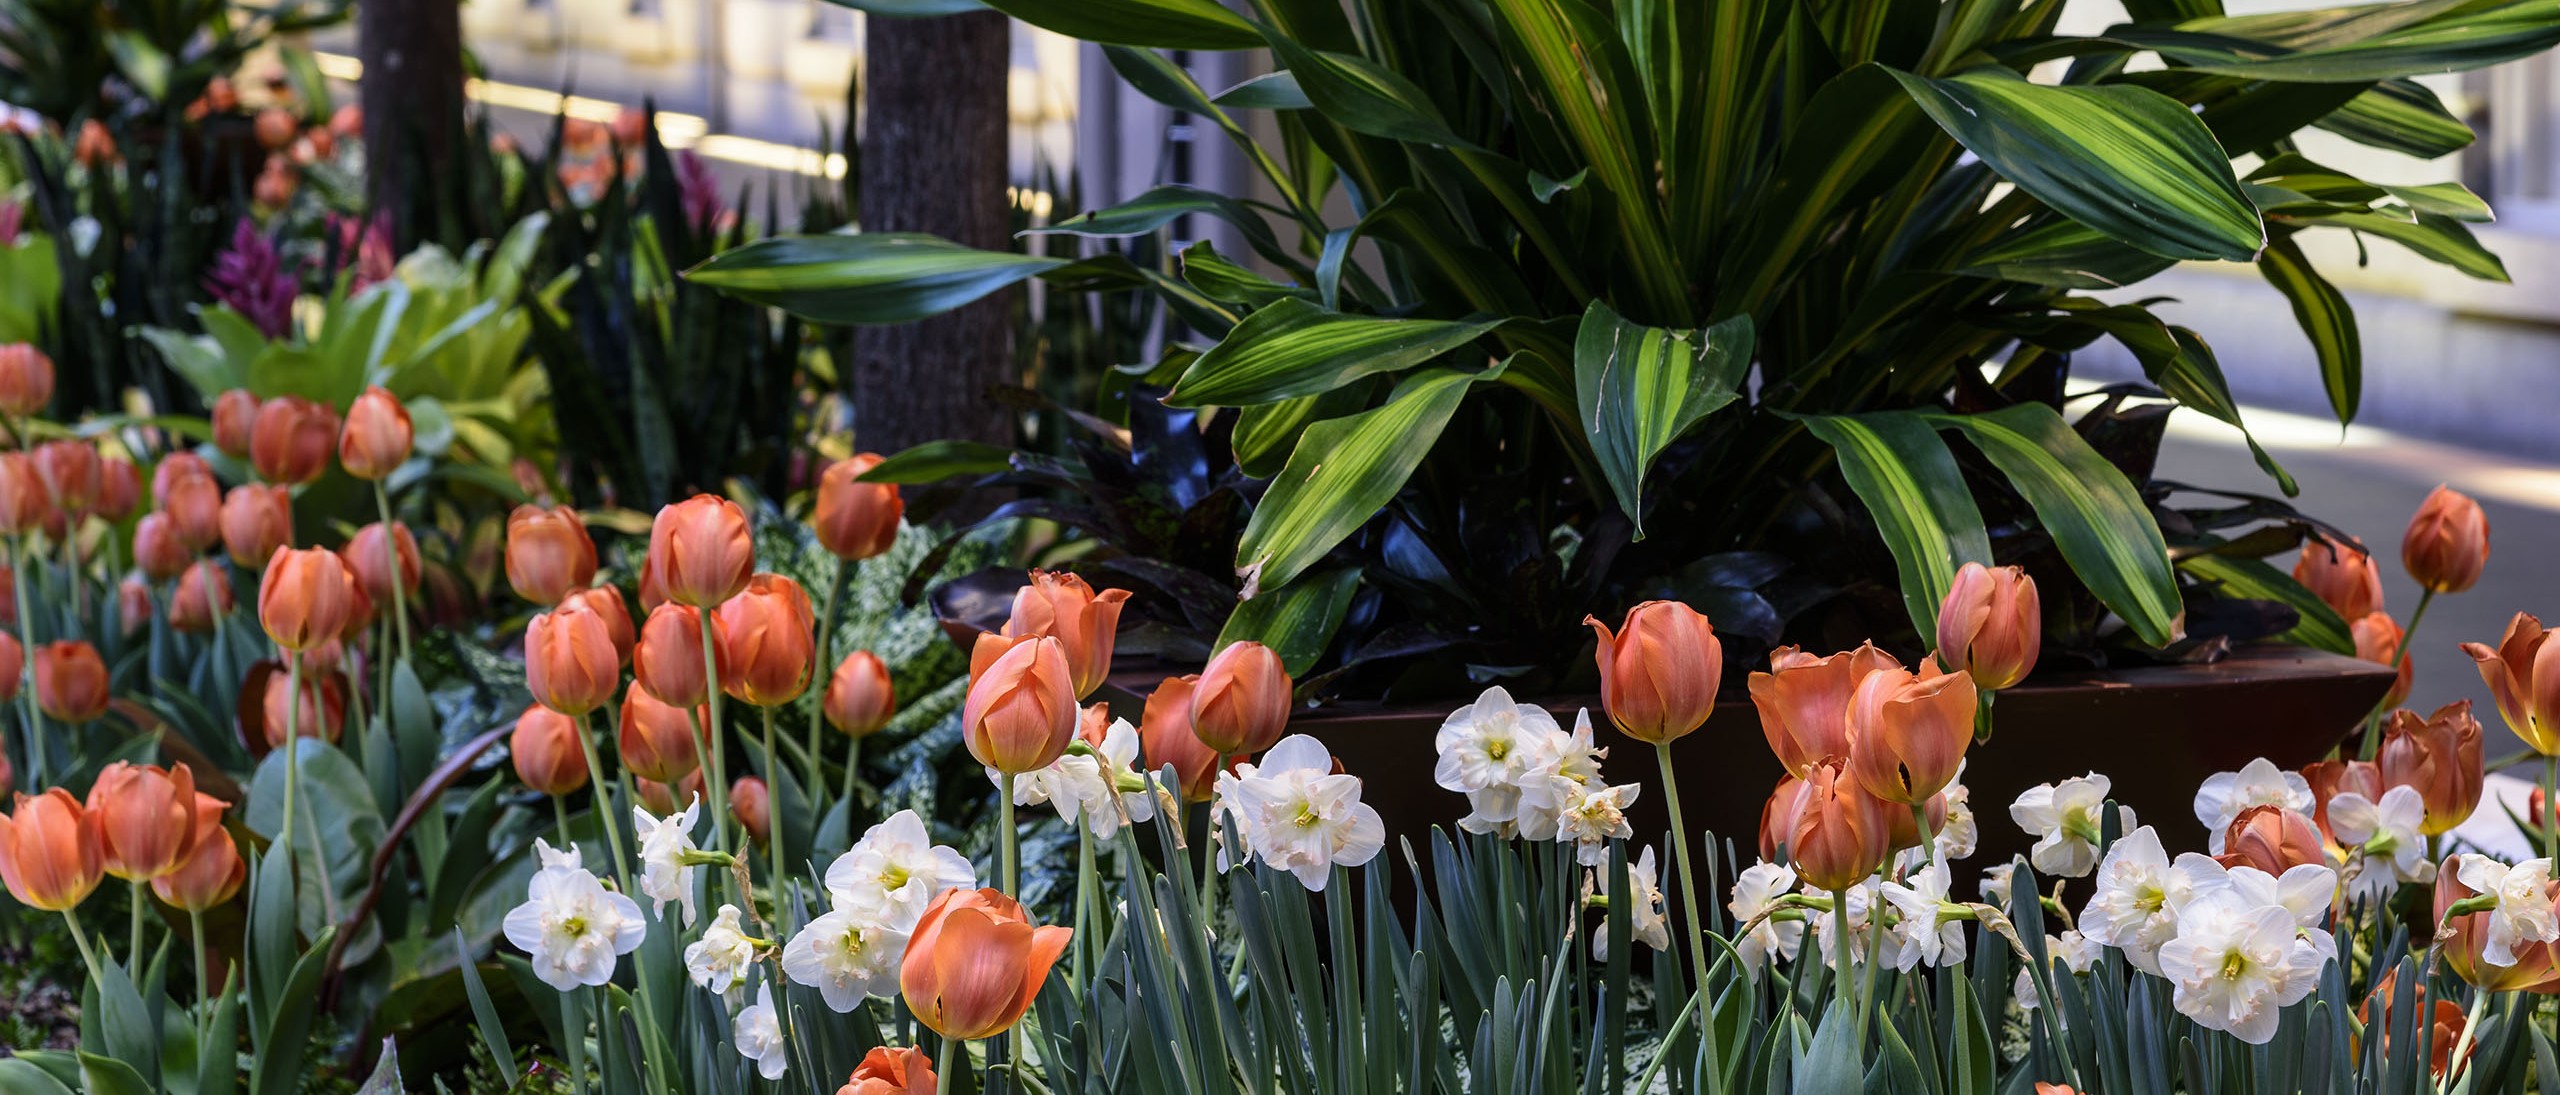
[855,11,1015,456]
[356,0,464,239]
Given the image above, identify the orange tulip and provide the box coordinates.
[1789,761,1891,892]
[170,560,233,634]
[646,494,754,608]
[33,439,100,517]
[73,119,115,168]
[824,650,896,738]
[212,390,260,457]
[2359,969,2475,1079]
[1936,562,2040,690]
[0,567,16,629]
[713,574,816,706]
[2403,485,2489,595]
[2379,701,2485,837]
[0,789,105,911]
[220,483,294,569]
[2435,854,2560,991]
[338,386,413,480]
[732,776,771,845]
[164,473,223,553]
[2300,758,2382,845]
[88,762,205,881]
[512,704,590,796]
[568,586,635,666]
[2462,612,2560,755]
[35,641,107,723]
[900,887,1072,1041]
[134,513,191,581]
[254,108,297,150]
[151,453,213,506]
[152,825,245,912]
[961,635,1078,774]
[1190,640,1291,756]
[2293,536,2383,622]
[633,776,681,816]
[2219,805,2324,874]
[525,598,622,717]
[0,344,53,417]
[1138,675,1228,802]
[259,666,345,746]
[619,688,704,783]
[1585,601,1723,745]
[814,454,903,561]
[250,395,337,485]
[1748,642,1897,777]
[505,504,597,604]
[1758,774,1811,862]
[838,1044,937,1095]
[258,547,353,652]
[1882,790,1951,854]
[117,573,150,636]
[94,458,139,522]
[344,521,420,604]
[635,603,708,707]
[2351,612,2412,710]
[0,453,45,536]
[1004,570,1130,700]
[0,632,21,702]
[1845,657,1977,805]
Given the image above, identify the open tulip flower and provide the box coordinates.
[1003,570,1130,700]
[900,886,1071,1042]
[1846,657,1977,805]
[838,1045,936,1095]
[153,823,245,912]
[2377,701,2485,836]
[2292,535,2383,622]
[1749,642,1895,777]
[2464,612,2560,755]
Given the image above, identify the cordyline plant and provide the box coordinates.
[693,0,2558,699]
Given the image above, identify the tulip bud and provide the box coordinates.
[344,521,420,605]
[35,641,108,723]
[212,390,260,457]
[250,395,337,485]
[512,705,590,796]
[838,1045,937,1095]
[152,453,212,505]
[2351,612,2412,710]
[250,662,346,748]
[153,826,245,912]
[338,386,413,480]
[634,776,680,816]
[32,439,99,519]
[646,494,754,608]
[619,688,704,783]
[164,473,223,553]
[171,560,234,634]
[1749,642,1897,777]
[526,598,622,717]
[713,574,816,707]
[1936,562,2040,690]
[2461,612,2560,755]
[1789,761,1891,891]
[1846,658,1977,805]
[2300,758,2382,844]
[258,547,353,652]
[2379,701,2486,836]
[1138,675,1228,802]
[94,457,139,522]
[0,344,54,417]
[1190,641,1291,756]
[505,504,599,605]
[88,762,205,881]
[1758,774,1811,862]
[2219,806,2325,874]
[824,650,896,738]
[962,635,1078,774]
[900,887,1072,1041]
[0,788,105,911]
[732,776,771,845]
[220,483,294,569]
[1882,790,1952,853]
[2403,485,2489,595]
[1586,601,1723,745]
[117,573,150,636]
[254,108,297,149]
[0,454,45,536]
[2293,536,2383,622]
[134,513,192,581]
[1004,570,1130,700]
[814,453,903,561]
[635,603,708,707]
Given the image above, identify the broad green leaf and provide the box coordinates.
[1180,242,1315,309]
[2383,181,2493,221]
[453,932,517,1078]
[75,1055,150,1095]
[1952,221,2180,289]
[1237,365,1502,597]
[1723,65,1936,313]
[2117,0,2560,82]
[822,0,988,12]
[861,439,1015,483]
[1573,302,1753,536]
[1887,66,2264,262]
[2026,298,2298,494]
[1800,412,1993,639]
[1215,71,1313,110]
[249,927,338,1095]
[1931,403,2185,647]
[1025,185,1297,272]
[2259,232,2362,424]
[2290,208,2510,280]
[2179,552,2355,655]
[1232,381,1373,479]
[979,0,1260,50]
[2313,80,2473,157]
[1264,36,1477,148]
[1792,999,1865,1095]
[1168,299,1501,408]
[1216,567,1361,674]
[686,233,1069,325]
[0,1060,75,1095]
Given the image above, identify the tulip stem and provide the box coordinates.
[1072,826,1094,990]
[553,794,573,850]
[840,735,862,813]
[371,482,412,666]
[12,536,42,786]
[2360,587,2434,761]
[281,652,303,859]
[1000,771,1019,894]
[189,909,208,1008]
[60,909,102,985]
[128,880,145,965]
[759,705,784,890]
[1653,741,1721,1090]
[938,1036,961,1091]
[697,610,733,857]
[577,710,636,897]
[807,557,847,806]
[62,526,81,620]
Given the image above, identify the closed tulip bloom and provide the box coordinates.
[258,547,353,652]
[620,688,704,783]
[1788,761,1890,892]
[1936,562,2041,690]
[2404,485,2489,595]
[526,599,623,717]
[94,457,138,521]
[34,439,100,517]
[0,789,104,911]
[505,504,597,604]
[2351,612,2412,710]
[1138,675,1226,802]
[647,494,754,608]
[1190,640,1291,756]
[564,587,632,668]
[900,887,1072,1042]
[0,632,21,702]
[1585,601,1723,745]
[117,573,150,636]
[211,390,259,457]
[1882,791,1952,854]
[2293,536,2383,622]
[838,1044,936,1095]
[962,635,1078,775]
[2220,805,2324,874]
[2300,758,2383,844]
[1749,642,1897,777]
[250,395,336,485]
[220,484,294,568]
[1846,658,1978,804]
[2462,613,2560,755]
[153,826,245,912]
[35,641,107,723]
[134,513,191,581]
[732,776,771,845]
[814,454,903,561]
[2380,701,2486,836]
[635,603,708,707]
[2434,854,2560,992]
[151,452,213,506]
[1004,571,1131,700]
[260,668,345,746]
[513,705,590,796]
[713,574,816,706]
[338,386,413,480]
[88,762,204,881]
[0,344,53,416]
[164,473,222,552]
[170,560,233,634]
[344,521,420,603]
[0,453,44,535]
[1758,775,1812,861]
[825,650,896,738]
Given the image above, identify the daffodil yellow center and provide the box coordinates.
[2220,952,2248,981]
[880,865,911,891]
[561,915,588,937]
[1294,802,1322,827]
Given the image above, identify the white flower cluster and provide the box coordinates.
[2454,854,2560,966]
[780,810,977,1010]
[1801,857,1970,973]
[1213,734,1386,891]
[992,708,1161,839]
[2329,785,2432,903]
[503,840,647,991]
[2192,758,2313,855]
[1432,686,1642,865]
[2009,772,2134,878]
[2079,825,2337,1044]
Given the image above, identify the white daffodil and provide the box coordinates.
[780,907,909,1011]
[2015,930,2101,1015]
[1556,781,1642,866]
[1220,735,1386,891]
[1883,858,1966,971]
[1591,845,1671,961]
[1979,863,2019,912]
[2009,773,2126,878]
[1435,686,1564,835]
[683,904,760,994]
[1516,710,1607,842]
[2455,854,2560,966]
[1810,882,1882,969]
[503,838,647,991]
[633,794,705,926]
[2154,888,2325,1045]
[2078,826,2190,976]
[1936,778,1979,862]
[822,809,976,930]
[995,717,1161,839]
[733,981,788,1080]
[1729,861,1804,973]
[2193,759,2314,854]
[2327,785,2434,904]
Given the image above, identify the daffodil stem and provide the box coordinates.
[807,557,847,804]
[698,609,732,855]
[371,481,411,665]
[2360,587,2433,761]
[1655,741,1723,1094]
[759,704,783,890]
[1073,826,1095,990]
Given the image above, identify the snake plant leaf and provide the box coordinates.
[2258,232,2362,424]
[978,0,1261,50]
[1573,302,1753,537]
[1931,404,2185,648]
[1799,412,1993,639]
[2178,552,2355,655]
[685,233,1069,325]
[1168,298,1502,408]
[1886,67,2265,262]
[1237,364,1503,598]
[1215,567,1362,673]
